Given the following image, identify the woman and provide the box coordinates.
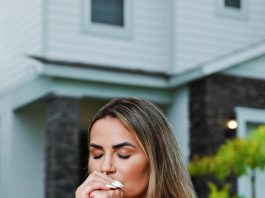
[76,97,197,198]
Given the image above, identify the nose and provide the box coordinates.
[100,155,116,175]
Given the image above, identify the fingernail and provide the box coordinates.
[113,180,124,187]
[106,184,117,189]
[111,182,122,188]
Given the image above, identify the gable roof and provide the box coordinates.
[171,39,265,86]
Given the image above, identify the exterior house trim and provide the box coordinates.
[11,74,173,110]
[10,39,265,110]
[12,77,53,110]
[236,107,265,138]
[170,40,265,87]
[7,38,265,111]
[42,64,170,89]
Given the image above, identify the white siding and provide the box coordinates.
[0,0,43,95]
[175,0,265,72]
[46,0,172,72]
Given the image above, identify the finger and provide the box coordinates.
[76,181,112,198]
[78,171,113,191]
[113,189,124,198]
[90,189,124,198]
[88,171,114,184]
[93,171,115,183]
[75,171,123,197]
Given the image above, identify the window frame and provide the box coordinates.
[82,0,132,38]
[235,107,265,197]
[216,0,248,19]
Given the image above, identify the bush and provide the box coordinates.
[189,125,265,198]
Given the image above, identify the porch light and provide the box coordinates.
[226,119,238,130]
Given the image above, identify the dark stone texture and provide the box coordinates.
[79,131,89,183]
[189,74,265,198]
[45,96,81,198]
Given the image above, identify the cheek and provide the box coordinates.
[119,158,150,196]
[123,161,149,180]
[88,159,99,172]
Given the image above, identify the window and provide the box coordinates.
[225,0,241,9]
[235,107,265,198]
[82,0,132,38]
[216,0,248,19]
[91,0,124,26]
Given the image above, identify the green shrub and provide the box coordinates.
[189,125,265,198]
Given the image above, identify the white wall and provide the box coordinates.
[45,0,172,72]
[167,86,190,164]
[0,96,13,198]
[45,0,265,73]
[174,0,265,72]
[0,0,43,96]
[0,98,45,198]
[1,0,265,89]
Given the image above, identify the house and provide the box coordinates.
[0,0,265,197]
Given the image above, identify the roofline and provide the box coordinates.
[29,55,171,79]
[29,39,265,89]
[6,40,265,110]
[170,39,265,85]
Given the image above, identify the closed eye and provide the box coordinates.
[118,154,131,159]
[93,154,103,159]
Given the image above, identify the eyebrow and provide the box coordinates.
[89,142,136,150]
[112,142,136,149]
[89,143,103,150]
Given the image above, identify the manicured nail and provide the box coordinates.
[113,180,124,187]
[111,182,122,188]
[106,184,117,189]
[110,183,120,188]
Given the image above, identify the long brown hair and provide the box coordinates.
[88,97,197,198]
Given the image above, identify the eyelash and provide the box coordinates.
[93,154,103,159]
[118,154,131,159]
[92,154,131,160]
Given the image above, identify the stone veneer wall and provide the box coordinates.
[45,96,81,198]
[189,74,265,198]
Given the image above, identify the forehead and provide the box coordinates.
[90,117,139,145]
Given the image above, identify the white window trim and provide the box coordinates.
[82,0,132,38]
[235,107,265,197]
[216,0,248,19]
[236,107,265,138]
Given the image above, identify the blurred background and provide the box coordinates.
[0,0,265,197]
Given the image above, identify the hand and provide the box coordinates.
[75,170,117,198]
[90,189,123,198]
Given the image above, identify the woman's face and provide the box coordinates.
[89,117,150,198]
